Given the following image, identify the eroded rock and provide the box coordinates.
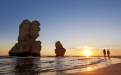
[55,41,66,57]
[8,19,42,56]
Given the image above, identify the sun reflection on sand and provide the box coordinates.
[87,67,92,71]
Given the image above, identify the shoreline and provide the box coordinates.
[0,56,121,75]
[66,56,121,75]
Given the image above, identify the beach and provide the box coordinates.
[66,56,121,75]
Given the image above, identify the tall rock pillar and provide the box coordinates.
[8,19,42,56]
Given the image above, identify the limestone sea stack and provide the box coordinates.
[55,41,66,57]
[8,19,42,56]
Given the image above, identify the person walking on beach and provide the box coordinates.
[107,49,110,59]
[103,49,106,58]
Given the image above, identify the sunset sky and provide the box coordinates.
[0,0,121,56]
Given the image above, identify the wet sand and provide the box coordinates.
[67,56,121,75]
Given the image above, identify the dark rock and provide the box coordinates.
[55,41,66,57]
[8,19,42,57]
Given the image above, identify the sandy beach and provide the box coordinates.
[66,56,121,75]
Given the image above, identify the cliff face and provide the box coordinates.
[8,19,42,56]
[55,41,66,57]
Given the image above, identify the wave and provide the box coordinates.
[0,56,121,75]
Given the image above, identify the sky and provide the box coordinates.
[0,0,121,56]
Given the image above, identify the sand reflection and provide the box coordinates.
[105,58,112,66]
[87,67,92,71]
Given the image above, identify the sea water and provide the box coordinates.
[0,56,121,75]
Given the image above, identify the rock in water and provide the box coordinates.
[55,41,66,57]
[8,19,42,56]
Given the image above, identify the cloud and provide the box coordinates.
[68,41,121,51]
[69,47,77,50]
[69,46,121,51]
[69,46,82,50]
[69,45,95,50]
[83,45,94,49]
[99,47,121,49]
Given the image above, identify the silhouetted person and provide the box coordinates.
[107,49,110,59]
[103,49,106,58]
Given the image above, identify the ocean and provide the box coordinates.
[0,56,121,75]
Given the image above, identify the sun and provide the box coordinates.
[82,50,91,57]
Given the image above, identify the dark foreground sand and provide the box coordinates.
[67,56,121,75]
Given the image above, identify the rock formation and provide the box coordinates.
[55,41,66,57]
[8,19,42,56]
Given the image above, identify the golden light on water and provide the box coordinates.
[82,50,91,57]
